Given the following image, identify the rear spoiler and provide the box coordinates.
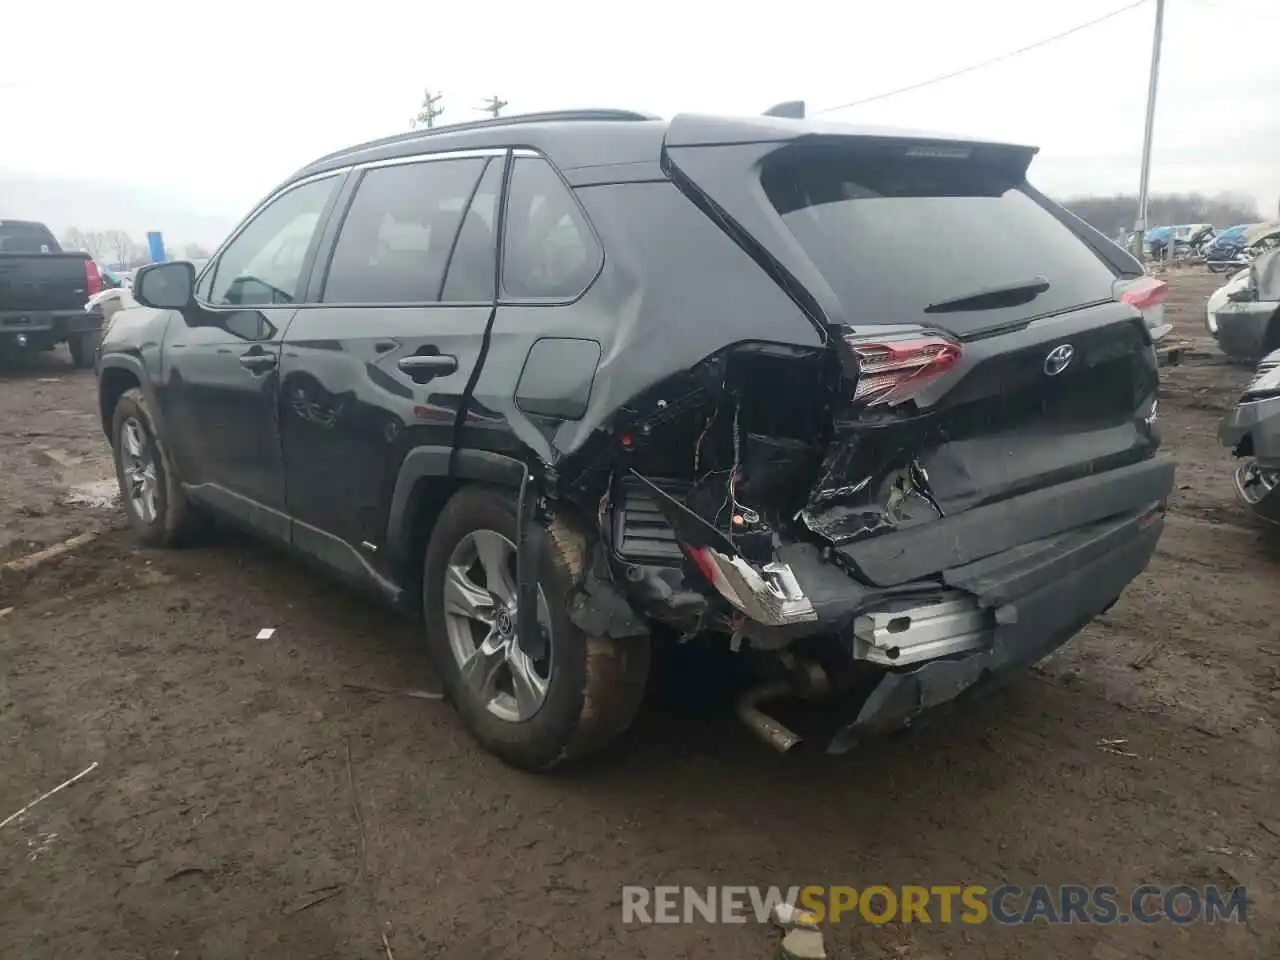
[762,101,805,119]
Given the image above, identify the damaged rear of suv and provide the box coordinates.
[569,116,1173,757]
[104,109,1173,772]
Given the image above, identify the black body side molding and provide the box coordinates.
[384,446,529,570]
[97,355,164,436]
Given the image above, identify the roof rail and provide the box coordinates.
[311,109,660,167]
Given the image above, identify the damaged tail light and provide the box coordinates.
[843,330,962,408]
[1119,276,1168,310]
[1118,276,1172,343]
[686,545,817,627]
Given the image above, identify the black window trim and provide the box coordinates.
[307,147,509,310]
[1022,182,1145,279]
[498,147,606,307]
[195,169,350,312]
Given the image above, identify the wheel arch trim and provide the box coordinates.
[385,446,530,571]
[97,354,163,438]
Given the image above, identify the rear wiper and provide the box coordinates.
[924,276,1051,313]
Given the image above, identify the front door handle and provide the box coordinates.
[239,351,278,372]
[398,354,458,376]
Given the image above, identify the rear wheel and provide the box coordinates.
[68,331,100,369]
[423,486,650,771]
[110,387,200,547]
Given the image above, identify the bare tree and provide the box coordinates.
[61,227,89,253]
[1063,192,1262,240]
[60,228,110,260]
[411,87,445,129]
[102,230,138,267]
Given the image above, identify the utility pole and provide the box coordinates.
[1132,0,1165,261]
[412,87,444,129]
[478,95,508,119]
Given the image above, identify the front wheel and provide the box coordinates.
[423,486,650,771]
[111,387,200,547]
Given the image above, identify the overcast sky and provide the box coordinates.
[2,0,1276,245]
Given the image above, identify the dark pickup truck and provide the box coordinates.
[0,219,105,367]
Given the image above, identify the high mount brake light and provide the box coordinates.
[843,332,963,407]
[1120,276,1168,310]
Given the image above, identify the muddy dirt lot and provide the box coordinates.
[2,269,1278,960]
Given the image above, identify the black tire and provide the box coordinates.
[423,486,650,772]
[1262,318,1280,358]
[110,387,199,547]
[68,331,100,369]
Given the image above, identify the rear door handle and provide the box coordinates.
[239,351,277,372]
[398,354,457,376]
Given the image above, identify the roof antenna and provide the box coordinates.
[763,100,805,119]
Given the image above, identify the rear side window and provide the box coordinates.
[501,156,601,301]
[760,147,1121,334]
[323,157,494,304]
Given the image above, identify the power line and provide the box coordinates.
[815,0,1150,114]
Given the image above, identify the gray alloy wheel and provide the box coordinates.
[119,416,160,526]
[442,528,553,723]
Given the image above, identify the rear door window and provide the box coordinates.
[441,158,503,302]
[322,157,492,304]
[501,156,602,301]
[760,147,1123,336]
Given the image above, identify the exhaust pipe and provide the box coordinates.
[737,680,802,753]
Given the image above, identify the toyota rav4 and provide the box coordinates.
[96,108,1173,771]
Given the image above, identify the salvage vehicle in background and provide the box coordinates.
[1205,224,1256,273]
[1220,348,1280,526]
[95,108,1173,770]
[1212,248,1280,362]
[0,219,105,366]
[1206,264,1253,339]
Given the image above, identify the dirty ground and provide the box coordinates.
[1,269,1277,959]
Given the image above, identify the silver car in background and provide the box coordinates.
[1210,248,1280,362]
[1220,348,1280,526]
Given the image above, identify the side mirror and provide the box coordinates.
[133,261,195,311]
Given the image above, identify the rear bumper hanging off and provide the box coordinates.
[827,510,1164,752]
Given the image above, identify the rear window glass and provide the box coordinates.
[760,148,1120,333]
[0,222,56,253]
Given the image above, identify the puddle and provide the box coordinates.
[66,479,119,509]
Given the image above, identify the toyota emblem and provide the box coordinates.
[1043,344,1075,377]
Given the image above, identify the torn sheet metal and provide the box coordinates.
[800,446,943,545]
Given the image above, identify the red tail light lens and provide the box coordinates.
[843,331,962,408]
[1120,277,1168,310]
[84,260,102,297]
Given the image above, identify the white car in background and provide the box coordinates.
[1206,266,1253,337]
[85,258,208,329]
